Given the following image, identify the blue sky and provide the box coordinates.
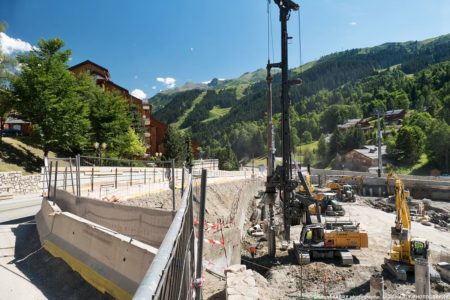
[1,0,450,99]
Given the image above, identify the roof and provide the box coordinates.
[68,60,109,73]
[337,118,373,130]
[352,145,387,160]
[5,118,30,124]
[337,118,362,129]
[385,109,405,116]
[100,79,129,94]
[131,95,143,103]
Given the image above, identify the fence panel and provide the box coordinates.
[134,167,196,300]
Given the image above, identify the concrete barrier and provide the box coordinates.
[36,190,176,299]
[49,189,173,247]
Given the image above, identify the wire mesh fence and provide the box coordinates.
[134,167,196,300]
[41,155,246,299]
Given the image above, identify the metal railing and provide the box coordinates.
[134,167,197,300]
[43,157,201,299]
[43,155,179,204]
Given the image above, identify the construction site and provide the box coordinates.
[2,1,450,300]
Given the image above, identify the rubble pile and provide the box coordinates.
[428,211,450,230]
[365,197,450,232]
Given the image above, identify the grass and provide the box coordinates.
[298,141,318,154]
[0,137,57,174]
[201,106,231,123]
[234,84,249,99]
[389,153,434,175]
[172,91,207,128]
[244,141,320,168]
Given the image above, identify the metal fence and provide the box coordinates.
[43,156,201,299]
[134,167,197,300]
[43,155,179,203]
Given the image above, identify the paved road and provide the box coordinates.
[0,194,42,224]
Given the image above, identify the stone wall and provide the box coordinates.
[0,172,41,195]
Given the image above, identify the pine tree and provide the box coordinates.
[12,38,91,155]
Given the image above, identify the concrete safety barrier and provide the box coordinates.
[35,190,176,299]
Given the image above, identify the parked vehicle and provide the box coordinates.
[0,128,22,137]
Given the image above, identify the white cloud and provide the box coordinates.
[151,86,157,90]
[131,89,147,100]
[202,80,211,85]
[156,77,176,89]
[350,21,357,26]
[0,32,35,55]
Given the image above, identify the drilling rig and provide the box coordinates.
[264,0,368,264]
[265,0,303,255]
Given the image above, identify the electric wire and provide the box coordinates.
[269,2,275,62]
[267,0,270,61]
[297,9,303,72]
[267,0,275,62]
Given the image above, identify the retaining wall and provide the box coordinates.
[311,169,450,201]
[0,172,41,194]
[201,179,263,276]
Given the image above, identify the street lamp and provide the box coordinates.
[93,142,107,166]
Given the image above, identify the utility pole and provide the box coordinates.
[375,109,384,178]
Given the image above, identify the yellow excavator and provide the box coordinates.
[383,172,429,281]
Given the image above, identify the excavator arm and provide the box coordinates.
[386,172,411,238]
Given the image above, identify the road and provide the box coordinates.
[0,194,42,224]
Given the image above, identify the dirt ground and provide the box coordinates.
[121,180,450,299]
[234,195,450,299]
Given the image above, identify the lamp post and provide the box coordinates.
[100,142,107,166]
[93,142,107,166]
[93,142,99,165]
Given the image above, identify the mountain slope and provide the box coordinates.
[149,33,450,160]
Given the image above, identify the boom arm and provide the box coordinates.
[387,172,410,234]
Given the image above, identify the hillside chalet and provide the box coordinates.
[384,109,406,125]
[337,118,372,133]
[343,145,387,172]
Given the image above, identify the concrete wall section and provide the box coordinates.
[50,189,173,248]
[36,199,158,299]
[312,169,450,201]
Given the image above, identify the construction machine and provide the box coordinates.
[383,172,429,281]
[326,181,356,202]
[308,192,345,216]
[294,221,368,265]
[262,0,369,265]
